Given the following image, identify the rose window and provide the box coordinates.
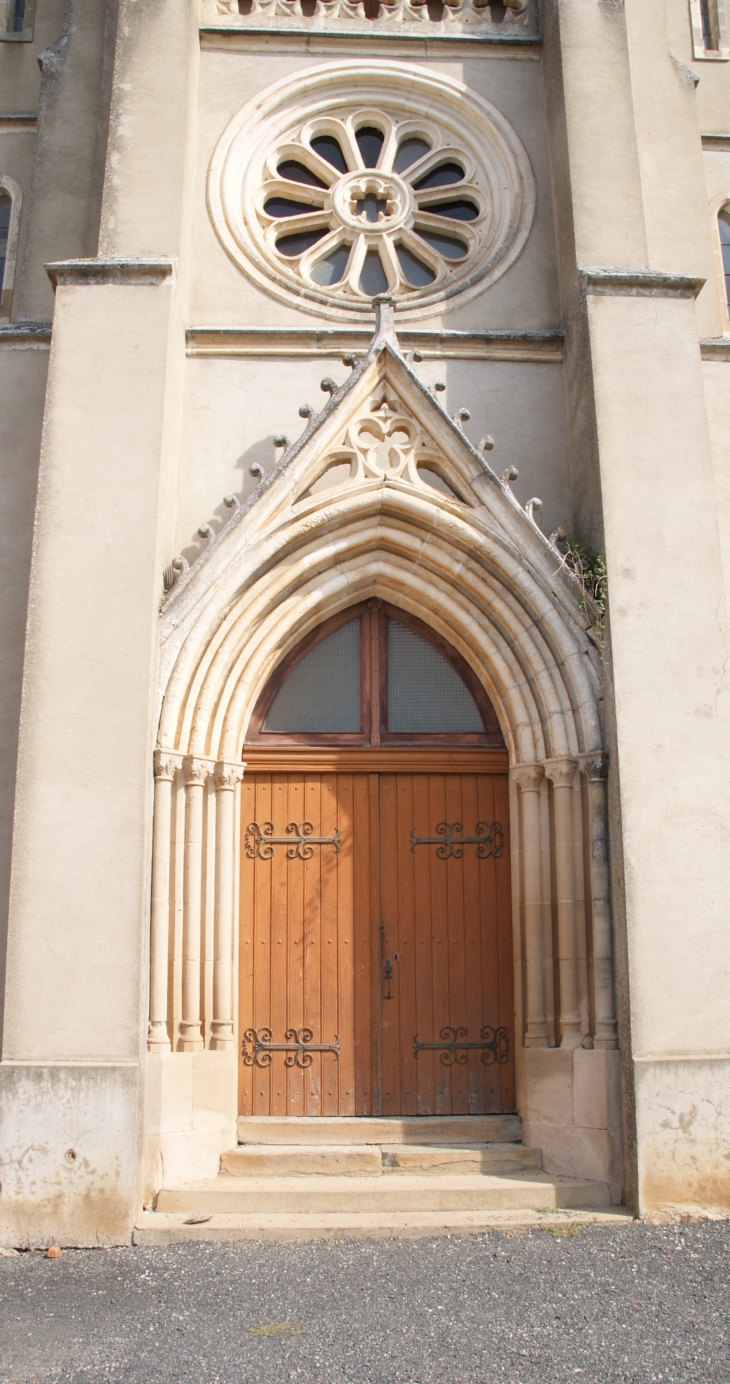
[261,113,484,301]
[209,63,536,320]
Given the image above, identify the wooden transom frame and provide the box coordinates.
[246,599,505,748]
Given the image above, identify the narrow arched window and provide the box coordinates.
[718,207,730,311]
[0,193,10,292]
[701,0,720,48]
[0,177,22,319]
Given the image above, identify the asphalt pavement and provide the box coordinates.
[0,1222,728,1383]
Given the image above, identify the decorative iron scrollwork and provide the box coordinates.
[413,1026,509,1066]
[410,821,503,860]
[242,1027,341,1068]
[245,820,341,860]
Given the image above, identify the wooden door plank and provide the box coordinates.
[379,772,401,1116]
[285,775,305,1116]
[428,774,451,1116]
[318,772,339,1116]
[354,773,375,1115]
[238,776,258,1116]
[444,772,468,1114]
[395,773,418,1115]
[303,774,323,1117]
[335,774,356,1116]
[412,772,435,1116]
[266,775,288,1117]
[460,772,486,1114]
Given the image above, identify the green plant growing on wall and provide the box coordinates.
[552,531,607,651]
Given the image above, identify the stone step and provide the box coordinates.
[221,1142,542,1178]
[381,1143,543,1174]
[135,1206,634,1246]
[236,1114,522,1146]
[156,1171,610,1216]
[222,1145,382,1177]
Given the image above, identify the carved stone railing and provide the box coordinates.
[207,0,537,34]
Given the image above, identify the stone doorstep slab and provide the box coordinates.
[155,1171,611,1215]
[221,1143,542,1177]
[236,1114,523,1145]
[134,1207,634,1246]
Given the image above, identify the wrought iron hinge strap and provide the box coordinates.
[413,1025,509,1066]
[242,1027,340,1069]
[246,820,341,860]
[410,821,503,859]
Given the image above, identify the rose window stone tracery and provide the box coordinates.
[208,63,536,321]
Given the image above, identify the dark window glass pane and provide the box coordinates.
[277,160,328,189]
[394,138,431,174]
[310,136,348,174]
[0,194,10,293]
[12,0,26,31]
[264,197,319,218]
[396,243,436,287]
[388,620,484,733]
[356,126,385,168]
[414,162,465,191]
[265,620,361,732]
[719,211,730,244]
[310,245,350,286]
[421,198,479,222]
[359,249,388,295]
[276,228,328,257]
[415,228,468,260]
[700,0,718,48]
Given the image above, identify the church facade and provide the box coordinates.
[1,0,729,1245]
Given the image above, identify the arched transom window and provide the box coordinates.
[247,601,504,747]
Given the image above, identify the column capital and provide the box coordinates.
[511,762,545,792]
[182,755,213,786]
[153,748,183,781]
[543,757,578,789]
[213,760,246,791]
[578,751,609,782]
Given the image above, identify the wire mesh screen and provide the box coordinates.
[388,620,484,733]
[265,620,361,732]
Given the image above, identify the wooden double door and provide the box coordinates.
[239,750,515,1117]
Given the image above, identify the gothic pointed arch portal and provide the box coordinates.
[240,597,514,1117]
[148,302,617,1127]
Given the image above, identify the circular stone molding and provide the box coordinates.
[207,62,536,322]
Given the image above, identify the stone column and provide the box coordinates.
[579,752,618,1050]
[179,756,210,1052]
[210,761,245,1051]
[512,764,550,1047]
[543,757,581,1048]
[148,749,182,1051]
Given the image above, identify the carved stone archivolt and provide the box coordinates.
[208,62,536,321]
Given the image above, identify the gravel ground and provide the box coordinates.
[0,1223,728,1384]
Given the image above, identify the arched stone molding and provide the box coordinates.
[150,302,617,1067]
